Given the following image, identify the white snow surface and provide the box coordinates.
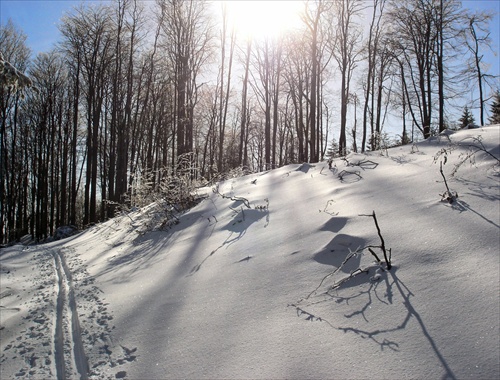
[1,125,499,380]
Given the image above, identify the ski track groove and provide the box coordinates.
[1,245,123,379]
[52,249,89,380]
[53,251,66,379]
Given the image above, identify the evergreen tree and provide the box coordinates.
[326,139,340,159]
[458,106,475,128]
[488,91,500,124]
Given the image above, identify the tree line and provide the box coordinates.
[0,0,497,243]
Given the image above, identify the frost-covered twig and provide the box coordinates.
[1,52,35,92]
[327,268,369,293]
[296,211,392,306]
[304,250,360,300]
[212,184,251,208]
[450,136,500,176]
[433,135,500,177]
[322,200,338,216]
[439,161,458,203]
[254,198,269,211]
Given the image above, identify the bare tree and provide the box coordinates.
[330,0,364,155]
[464,11,496,127]
[433,0,463,133]
[238,40,252,168]
[302,0,329,162]
[283,31,310,162]
[388,0,438,139]
[60,4,115,224]
[361,0,385,153]
[250,37,283,170]
[158,0,215,169]
[59,11,84,227]
[27,52,71,239]
[217,4,236,173]
[0,20,31,243]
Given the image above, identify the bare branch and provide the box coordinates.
[212,184,251,209]
[360,211,392,270]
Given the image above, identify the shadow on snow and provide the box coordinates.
[291,266,457,380]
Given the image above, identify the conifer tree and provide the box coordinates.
[488,91,500,124]
[458,106,475,128]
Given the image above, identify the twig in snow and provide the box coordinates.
[212,184,251,208]
[322,199,338,216]
[304,250,360,300]
[359,211,392,270]
[342,156,379,170]
[433,135,500,177]
[295,210,392,308]
[439,161,458,203]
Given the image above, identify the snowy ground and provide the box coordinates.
[1,125,499,380]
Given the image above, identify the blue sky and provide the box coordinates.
[0,0,103,53]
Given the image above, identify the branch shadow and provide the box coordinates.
[338,170,362,183]
[453,177,500,203]
[452,199,500,229]
[390,155,416,165]
[291,267,457,380]
[444,177,500,228]
[189,208,268,274]
[351,158,379,170]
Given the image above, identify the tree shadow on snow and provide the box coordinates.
[291,266,457,380]
[189,207,268,274]
[95,209,209,282]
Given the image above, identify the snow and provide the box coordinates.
[1,125,499,380]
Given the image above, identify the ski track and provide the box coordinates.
[52,249,89,380]
[1,245,132,379]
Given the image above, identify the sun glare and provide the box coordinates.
[223,1,303,40]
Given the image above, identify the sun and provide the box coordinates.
[222,0,303,40]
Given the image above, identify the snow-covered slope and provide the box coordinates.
[1,125,499,379]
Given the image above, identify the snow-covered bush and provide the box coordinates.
[433,135,500,177]
[124,155,205,232]
[0,51,33,91]
[158,174,199,211]
[129,153,201,212]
